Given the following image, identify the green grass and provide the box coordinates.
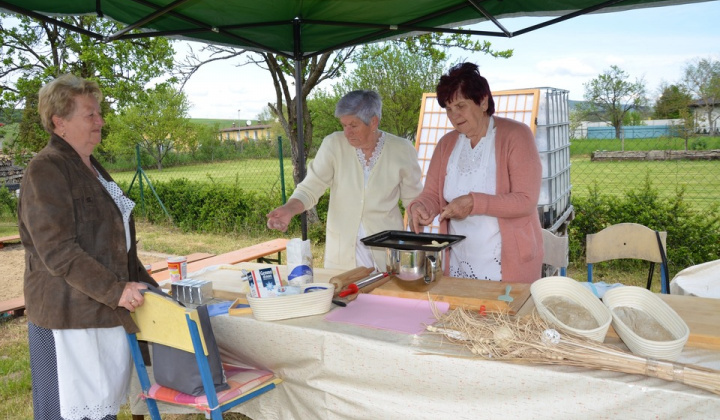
[110,158,296,193]
[0,216,18,237]
[570,136,720,157]
[570,158,720,210]
[569,135,720,211]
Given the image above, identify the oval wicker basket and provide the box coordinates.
[530,276,612,342]
[246,282,334,321]
[602,286,689,361]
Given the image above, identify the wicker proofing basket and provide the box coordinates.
[602,286,689,361]
[246,283,334,321]
[530,276,612,342]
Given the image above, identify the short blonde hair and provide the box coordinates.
[37,74,103,133]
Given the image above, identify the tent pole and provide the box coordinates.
[294,18,308,241]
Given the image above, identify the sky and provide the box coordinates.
[179,1,720,121]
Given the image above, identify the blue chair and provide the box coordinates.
[126,292,280,419]
[586,223,669,294]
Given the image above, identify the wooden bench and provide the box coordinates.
[0,296,25,317]
[145,252,215,274]
[152,238,289,283]
[0,234,21,249]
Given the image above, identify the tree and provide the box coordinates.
[307,89,342,145]
[654,83,692,119]
[581,65,648,139]
[104,86,191,170]
[682,57,720,134]
[177,34,512,189]
[337,42,446,140]
[256,105,284,142]
[0,15,175,154]
[654,82,695,150]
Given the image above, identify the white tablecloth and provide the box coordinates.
[670,259,720,298]
[130,264,720,419]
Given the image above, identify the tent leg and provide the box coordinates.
[293,21,308,241]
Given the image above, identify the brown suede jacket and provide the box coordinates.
[18,134,157,333]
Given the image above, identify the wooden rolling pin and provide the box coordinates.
[329,266,375,294]
[343,273,392,303]
[333,272,392,306]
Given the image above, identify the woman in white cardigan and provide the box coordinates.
[267,90,423,270]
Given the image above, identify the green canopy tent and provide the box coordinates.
[0,0,713,237]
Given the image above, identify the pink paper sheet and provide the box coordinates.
[324,293,450,334]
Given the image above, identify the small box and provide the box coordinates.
[189,280,213,304]
[246,266,286,298]
[171,278,213,305]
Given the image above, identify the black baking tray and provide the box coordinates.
[360,230,465,252]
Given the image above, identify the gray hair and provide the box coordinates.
[38,74,103,133]
[334,90,382,125]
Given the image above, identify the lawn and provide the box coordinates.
[570,158,720,210]
[110,158,296,194]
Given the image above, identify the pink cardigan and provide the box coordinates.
[409,116,544,283]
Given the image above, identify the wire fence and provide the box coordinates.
[569,129,720,213]
[104,129,720,216]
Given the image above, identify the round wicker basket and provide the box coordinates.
[530,276,612,342]
[602,286,689,361]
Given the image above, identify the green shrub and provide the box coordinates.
[690,137,708,150]
[569,176,720,277]
[121,179,330,238]
[0,186,17,217]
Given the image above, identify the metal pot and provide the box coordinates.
[386,248,442,284]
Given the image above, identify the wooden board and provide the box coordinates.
[605,294,720,350]
[152,239,288,282]
[147,252,215,273]
[371,276,531,315]
[521,293,720,350]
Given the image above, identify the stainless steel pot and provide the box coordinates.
[386,248,442,284]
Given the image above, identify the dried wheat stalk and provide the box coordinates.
[426,307,720,396]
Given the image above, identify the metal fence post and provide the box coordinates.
[126,144,172,221]
[278,136,287,204]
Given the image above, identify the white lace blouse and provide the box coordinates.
[354,131,387,269]
[443,117,502,280]
[96,169,136,252]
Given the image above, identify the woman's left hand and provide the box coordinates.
[119,282,150,312]
[439,194,474,222]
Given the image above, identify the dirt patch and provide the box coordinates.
[0,245,25,301]
[0,244,168,302]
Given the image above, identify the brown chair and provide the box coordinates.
[586,223,669,293]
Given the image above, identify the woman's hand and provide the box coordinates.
[266,199,304,232]
[120,282,149,312]
[439,194,474,222]
[409,203,437,233]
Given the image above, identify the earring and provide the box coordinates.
[62,131,66,138]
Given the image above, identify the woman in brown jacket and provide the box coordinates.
[18,74,157,419]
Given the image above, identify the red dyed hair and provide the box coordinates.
[436,62,495,116]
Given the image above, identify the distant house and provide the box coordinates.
[219,121,272,142]
[689,98,720,135]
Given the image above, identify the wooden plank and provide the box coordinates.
[0,296,25,317]
[521,293,720,350]
[0,234,20,248]
[604,294,720,350]
[153,239,289,283]
[146,252,215,273]
[372,276,531,315]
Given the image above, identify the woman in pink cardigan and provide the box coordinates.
[408,62,543,283]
